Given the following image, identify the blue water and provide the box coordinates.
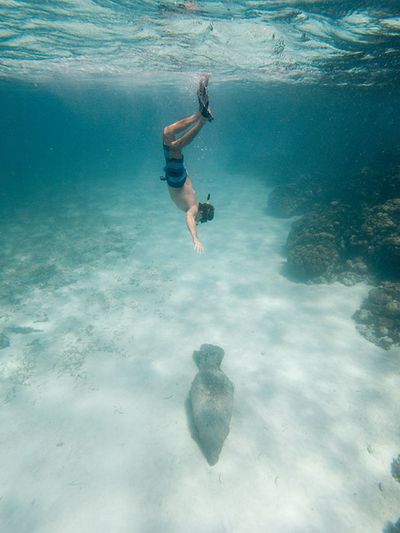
[1,2,400,533]
[2,83,400,193]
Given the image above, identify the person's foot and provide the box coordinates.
[197,75,213,122]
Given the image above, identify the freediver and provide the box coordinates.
[161,75,214,254]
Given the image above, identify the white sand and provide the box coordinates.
[0,171,399,533]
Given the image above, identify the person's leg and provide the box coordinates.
[172,116,206,150]
[164,112,201,140]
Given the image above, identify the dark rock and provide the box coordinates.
[354,199,400,279]
[287,242,339,281]
[384,518,400,533]
[392,455,400,483]
[285,203,355,282]
[353,282,400,349]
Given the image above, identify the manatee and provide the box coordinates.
[188,344,234,466]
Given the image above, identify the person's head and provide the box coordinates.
[197,194,214,225]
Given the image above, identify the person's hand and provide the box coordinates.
[194,239,204,254]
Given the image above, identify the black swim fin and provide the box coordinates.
[197,75,213,122]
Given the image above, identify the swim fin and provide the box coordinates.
[197,75,214,122]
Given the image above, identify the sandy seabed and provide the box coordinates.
[0,170,399,533]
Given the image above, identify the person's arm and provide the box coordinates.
[186,206,204,253]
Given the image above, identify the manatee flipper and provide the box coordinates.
[189,344,234,466]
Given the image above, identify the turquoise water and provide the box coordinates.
[1,2,400,533]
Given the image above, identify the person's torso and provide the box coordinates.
[168,177,197,212]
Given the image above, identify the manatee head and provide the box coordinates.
[193,344,224,371]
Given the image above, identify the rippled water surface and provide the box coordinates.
[1,0,400,85]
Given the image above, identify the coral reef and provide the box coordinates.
[354,283,400,349]
[268,165,400,348]
[354,199,400,279]
[285,203,352,282]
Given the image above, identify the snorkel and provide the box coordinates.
[197,193,214,224]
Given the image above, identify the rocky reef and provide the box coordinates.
[353,283,400,350]
[268,167,400,349]
[355,199,400,279]
[285,202,369,284]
